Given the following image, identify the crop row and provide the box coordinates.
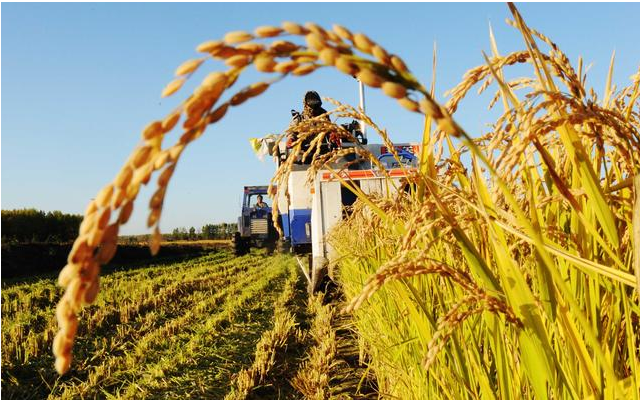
[51,254,293,399]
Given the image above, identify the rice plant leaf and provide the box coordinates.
[417,42,438,200]
[603,50,616,108]
[634,175,640,297]
[424,178,501,292]
[428,175,636,287]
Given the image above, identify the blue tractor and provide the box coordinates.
[233,186,278,255]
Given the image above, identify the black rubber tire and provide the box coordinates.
[276,238,291,254]
[233,232,248,256]
[265,240,276,255]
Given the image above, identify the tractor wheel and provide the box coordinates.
[265,240,276,255]
[276,238,291,254]
[233,232,248,256]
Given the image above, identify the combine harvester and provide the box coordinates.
[270,84,420,293]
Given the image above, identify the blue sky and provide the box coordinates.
[2,2,639,235]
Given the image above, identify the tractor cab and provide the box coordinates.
[233,186,277,255]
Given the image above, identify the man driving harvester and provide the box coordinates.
[288,91,339,164]
[290,90,329,126]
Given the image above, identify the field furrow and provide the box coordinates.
[1,250,300,400]
[113,256,297,399]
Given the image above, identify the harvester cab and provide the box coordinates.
[233,186,278,255]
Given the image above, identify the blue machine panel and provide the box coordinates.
[289,208,311,245]
[281,213,291,238]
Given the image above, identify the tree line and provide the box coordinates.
[117,223,237,244]
[2,208,236,245]
[170,223,236,241]
[2,209,83,244]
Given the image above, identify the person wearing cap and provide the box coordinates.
[254,195,268,209]
[287,91,332,158]
[289,91,329,128]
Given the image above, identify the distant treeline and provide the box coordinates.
[118,223,237,243]
[169,223,236,240]
[1,209,82,244]
[183,223,236,240]
[1,208,236,245]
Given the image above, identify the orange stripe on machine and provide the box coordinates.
[321,168,413,181]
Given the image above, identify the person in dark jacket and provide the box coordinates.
[288,91,331,155]
[290,91,329,125]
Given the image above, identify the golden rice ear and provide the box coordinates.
[83,278,100,305]
[96,240,117,264]
[397,97,420,112]
[304,22,329,39]
[207,103,229,124]
[131,146,152,168]
[305,33,326,51]
[353,33,375,54]
[142,121,163,140]
[115,166,133,189]
[274,60,299,74]
[254,54,277,73]
[281,21,308,35]
[419,97,445,119]
[58,264,79,287]
[196,40,223,53]
[255,25,283,38]
[332,24,353,41]
[95,184,114,208]
[118,201,134,224]
[357,69,383,88]
[224,31,253,44]
[246,82,270,98]
[210,46,238,59]
[175,58,204,76]
[292,64,317,76]
[96,207,111,231]
[335,57,358,76]
[225,54,251,68]
[269,40,300,54]
[372,45,391,65]
[390,55,408,73]
[162,112,181,132]
[161,78,186,97]
[54,354,72,375]
[381,82,407,99]
[202,72,228,93]
[153,151,169,170]
[236,42,264,54]
[149,227,162,256]
[319,48,339,66]
[230,91,250,107]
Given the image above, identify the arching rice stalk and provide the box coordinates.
[53,20,464,374]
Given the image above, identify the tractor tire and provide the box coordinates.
[233,232,248,256]
[276,238,291,254]
[265,240,276,255]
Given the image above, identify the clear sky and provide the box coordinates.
[2,2,639,235]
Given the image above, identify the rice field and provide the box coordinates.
[2,251,304,399]
[13,3,638,399]
[2,250,375,399]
